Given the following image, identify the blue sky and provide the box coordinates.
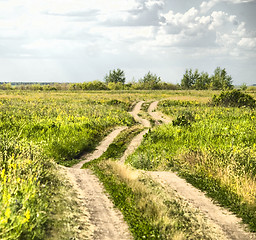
[0,0,255,85]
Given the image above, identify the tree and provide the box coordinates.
[181,69,200,89]
[104,69,125,84]
[210,67,233,90]
[194,71,211,90]
[138,72,161,89]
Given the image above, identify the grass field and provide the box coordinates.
[1,89,255,238]
[127,95,256,232]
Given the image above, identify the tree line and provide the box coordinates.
[180,67,233,90]
[0,67,243,91]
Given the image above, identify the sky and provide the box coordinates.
[0,0,255,85]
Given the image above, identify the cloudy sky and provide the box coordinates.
[0,0,255,85]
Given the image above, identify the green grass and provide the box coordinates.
[128,99,256,232]
[0,91,135,239]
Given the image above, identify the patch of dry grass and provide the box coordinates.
[103,160,227,240]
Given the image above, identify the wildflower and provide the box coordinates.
[1,169,5,178]
[24,209,30,221]
[5,208,11,219]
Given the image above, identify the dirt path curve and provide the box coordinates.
[147,102,256,240]
[73,127,127,169]
[148,101,172,124]
[120,101,150,163]
[129,101,151,128]
[64,126,132,240]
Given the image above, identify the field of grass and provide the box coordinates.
[127,95,256,232]
[0,91,135,239]
[1,89,255,238]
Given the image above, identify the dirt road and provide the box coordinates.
[63,100,256,240]
[65,168,132,240]
[64,126,132,240]
[148,100,172,124]
[120,101,150,163]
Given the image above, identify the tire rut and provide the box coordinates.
[64,126,132,240]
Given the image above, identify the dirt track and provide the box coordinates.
[64,126,132,240]
[63,100,256,240]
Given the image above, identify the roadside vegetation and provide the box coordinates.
[2,66,246,91]
[127,90,256,232]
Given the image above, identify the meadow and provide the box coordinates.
[0,91,135,239]
[127,94,256,232]
[0,89,255,239]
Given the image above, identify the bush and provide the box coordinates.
[172,111,195,127]
[212,89,256,108]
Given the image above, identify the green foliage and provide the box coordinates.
[0,137,58,239]
[172,111,195,127]
[0,83,13,90]
[138,72,161,89]
[212,89,256,108]
[70,81,108,90]
[240,83,247,91]
[210,67,233,90]
[181,69,200,89]
[180,67,234,90]
[105,68,126,84]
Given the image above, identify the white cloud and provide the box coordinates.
[238,37,256,48]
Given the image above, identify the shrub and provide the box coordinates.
[212,89,256,108]
[172,111,195,127]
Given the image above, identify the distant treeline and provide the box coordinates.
[0,68,255,91]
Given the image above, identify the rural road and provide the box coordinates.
[63,100,256,240]
[64,126,132,240]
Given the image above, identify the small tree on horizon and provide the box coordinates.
[104,69,125,84]
[138,71,161,89]
[210,67,233,90]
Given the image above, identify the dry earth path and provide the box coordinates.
[64,126,132,240]
[148,100,172,124]
[120,101,150,163]
[146,101,256,240]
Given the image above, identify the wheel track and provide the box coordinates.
[62,100,256,240]
[64,126,132,240]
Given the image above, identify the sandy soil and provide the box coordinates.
[148,100,172,124]
[120,101,150,163]
[73,126,127,169]
[150,171,256,240]
[65,167,132,240]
